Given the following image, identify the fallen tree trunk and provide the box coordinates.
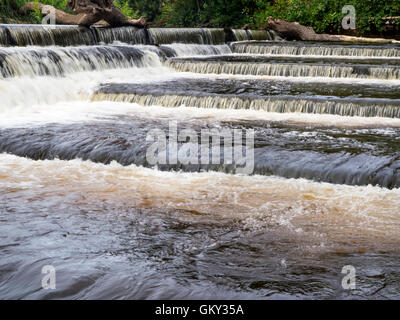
[20,1,147,28]
[266,17,340,41]
[266,17,400,43]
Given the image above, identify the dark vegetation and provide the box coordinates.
[1,0,399,37]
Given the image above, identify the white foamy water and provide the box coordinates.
[2,99,400,129]
[3,70,399,112]
[232,42,400,58]
[237,53,400,61]
[162,44,232,57]
[2,37,400,300]
[1,153,399,251]
[0,64,173,109]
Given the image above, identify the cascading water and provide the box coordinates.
[159,43,232,57]
[92,93,400,118]
[232,29,252,41]
[206,28,227,45]
[1,25,400,300]
[0,26,9,46]
[0,45,158,78]
[0,44,180,79]
[0,24,96,46]
[248,29,272,41]
[93,26,149,45]
[167,57,400,79]
[148,28,226,45]
[91,78,400,118]
[231,41,400,57]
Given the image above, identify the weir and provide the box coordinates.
[0,24,96,46]
[3,21,400,300]
[0,45,156,78]
[92,79,400,119]
[95,78,400,100]
[148,28,227,45]
[0,25,273,47]
[0,27,8,46]
[1,23,400,188]
[93,26,149,45]
[167,58,400,80]
[1,117,400,188]
[0,44,233,78]
[231,29,252,41]
[92,92,400,118]
[248,30,272,41]
[158,44,232,57]
[231,41,400,57]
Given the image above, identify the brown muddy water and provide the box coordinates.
[1,27,400,299]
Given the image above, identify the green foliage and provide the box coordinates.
[0,0,69,23]
[157,0,200,27]
[156,0,264,28]
[198,0,262,28]
[155,0,399,35]
[128,0,162,21]
[115,0,140,19]
[1,0,399,36]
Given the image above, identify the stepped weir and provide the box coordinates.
[1,23,400,300]
[0,25,273,47]
[0,24,399,187]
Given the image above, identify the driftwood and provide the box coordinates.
[266,17,400,43]
[21,1,147,28]
[266,17,340,41]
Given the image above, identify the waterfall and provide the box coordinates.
[232,42,400,57]
[231,29,251,41]
[0,26,281,47]
[167,59,400,80]
[3,22,400,301]
[91,93,400,118]
[94,26,149,45]
[207,28,226,45]
[248,30,271,41]
[161,44,232,56]
[0,26,9,46]
[0,45,161,78]
[0,43,236,79]
[1,25,96,47]
[148,28,226,45]
[1,115,400,189]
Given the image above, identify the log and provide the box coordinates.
[20,1,147,28]
[266,17,400,44]
[266,17,340,41]
[337,35,400,44]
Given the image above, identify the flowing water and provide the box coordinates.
[1,26,400,300]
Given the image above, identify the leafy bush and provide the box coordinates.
[0,0,69,23]
[1,0,399,36]
[157,0,200,27]
[155,0,399,35]
[115,0,140,19]
[156,0,262,28]
[128,0,162,21]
